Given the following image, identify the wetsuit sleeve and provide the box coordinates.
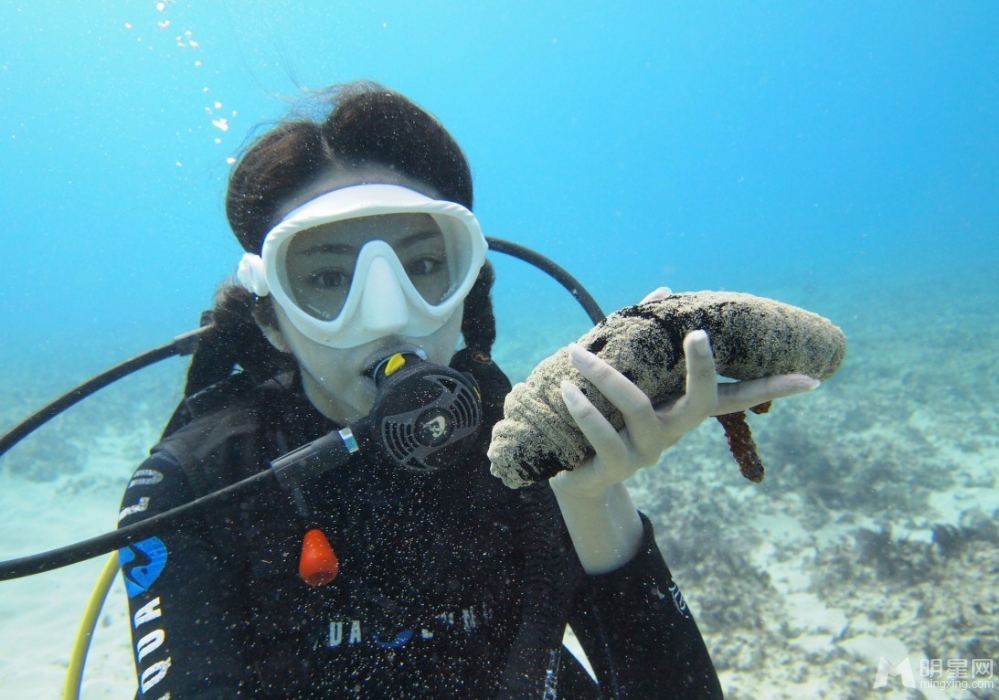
[567,513,724,700]
[118,452,256,699]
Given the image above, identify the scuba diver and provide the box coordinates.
[109,81,816,699]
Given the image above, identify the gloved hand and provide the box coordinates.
[549,287,820,572]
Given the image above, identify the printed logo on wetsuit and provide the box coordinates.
[131,596,172,694]
[119,537,168,598]
[326,602,494,649]
[667,581,689,617]
[652,582,690,618]
[128,468,164,489]
[120,469,164,522]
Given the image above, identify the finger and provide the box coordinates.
[715,374,820,415]
[640,286,673,304]
[674,330,718,419]
[560,380,628,469]
[656,330,718,440]
[566,344,661,457]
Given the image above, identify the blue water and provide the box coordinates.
[3,1,995,355]
[2,3,998,696]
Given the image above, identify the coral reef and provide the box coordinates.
[0,347,183,482]
[811,511,999,675]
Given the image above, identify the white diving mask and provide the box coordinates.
[237,184,488,349]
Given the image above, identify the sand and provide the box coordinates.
[1,262,996,699]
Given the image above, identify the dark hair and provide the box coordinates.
[185,82,496,397]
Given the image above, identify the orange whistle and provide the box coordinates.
[299,528,339,587]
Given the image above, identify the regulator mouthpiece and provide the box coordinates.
[368,353,482,473]
[370,352,423,387]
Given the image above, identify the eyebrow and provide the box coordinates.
[291,228,443,257]
[293,241,355,257]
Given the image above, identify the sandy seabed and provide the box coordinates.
[1,263,996,700]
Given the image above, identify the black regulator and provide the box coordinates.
[269,353,483,515]
[370,353,482,472]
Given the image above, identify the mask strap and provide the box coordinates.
[237,254,270,297]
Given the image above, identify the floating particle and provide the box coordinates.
[189,40,200,49]
[226,157,236,165]
[214,101,222,109]
[211,118,229,132]
[231,110,238,117]
[158,20,170,29]
[176,42,186,49]
[202,87,210,93]
[214,138,222,144]
[185,30,193,37]
[175,161,182,167]
[194,61,202,67]
[156,3,166,11]
[125,23,133,30]
[204,107,213,114]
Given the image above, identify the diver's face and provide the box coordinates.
[266,167,465,423]
[272,299,462,424]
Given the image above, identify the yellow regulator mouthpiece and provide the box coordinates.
[384,353,408,377]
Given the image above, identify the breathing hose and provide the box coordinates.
[63,553,119,700]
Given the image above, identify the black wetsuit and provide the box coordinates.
[118,350,723,699]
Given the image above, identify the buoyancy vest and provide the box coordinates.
[150,349,585,699]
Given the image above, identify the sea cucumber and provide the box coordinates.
[488,292,847,488]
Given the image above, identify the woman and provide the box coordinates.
[118,81,814,699]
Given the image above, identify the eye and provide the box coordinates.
[309,268,351,289]
[406,256,445,278]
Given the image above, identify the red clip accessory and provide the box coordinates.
[299,528,339,587]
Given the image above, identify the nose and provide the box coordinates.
[358,255,410,335]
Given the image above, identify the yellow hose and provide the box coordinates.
[63,552,120,700]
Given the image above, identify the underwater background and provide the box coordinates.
[0,2,996,698]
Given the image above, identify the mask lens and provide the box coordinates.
[284,227,355,321]
[282,213,469,322]
[390,217,453,305]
